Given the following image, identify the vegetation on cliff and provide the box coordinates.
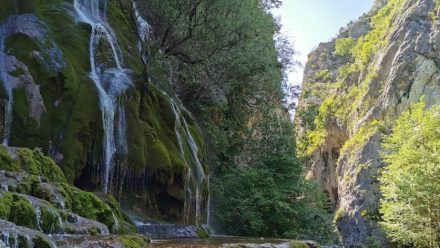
[296,0,440,246]
[128,0,331,240]
[0,0,333,244]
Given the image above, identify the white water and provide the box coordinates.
[0,38,12,146]
[133,1,151,65]
[169,99,206,226]
[74,0,132,193]
[0,14,64,146]
[131,6,208,225]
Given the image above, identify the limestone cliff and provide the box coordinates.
[296,0,440,246]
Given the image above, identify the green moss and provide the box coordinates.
[16,175,41,194]
[289,241,309,248]
[196,227,209,238]
[108,1,143,73]
[0,146,65,183]
[9,67,25,77]
[9,195,37,229]
[17,148,66,183]
[149,142,173,169]
[33,236,53,248]
[3,3,102,183]
[40,205,63,234]
[0,191,13,219]
[88,226,100,236]
[100,194,136,234]
[17,235,32,248]
[119,235,149,248]
[61,184,116,230]
[126,85,187,175]
[0,147,20,171]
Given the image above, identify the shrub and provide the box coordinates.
[334,37,356,56]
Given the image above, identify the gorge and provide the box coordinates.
[3,0,440,247]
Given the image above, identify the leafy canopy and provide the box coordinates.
[380,99,440,247]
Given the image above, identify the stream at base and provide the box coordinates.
[149,236,291,248]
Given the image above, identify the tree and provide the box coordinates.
[212,111,334,242]
[380,99,440,247]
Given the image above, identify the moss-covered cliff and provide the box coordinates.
[0,145,149,247]
[296,0,440,246]
[0,0,208,225]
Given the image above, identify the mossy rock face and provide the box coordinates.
[1,0,101,184]
[0,219,55,248]
[60,184,116,229]
[0,168,135,235]
[0,191,13,219]
[9,194,37,229]
[1,0,209,224]
[0,146,65,183]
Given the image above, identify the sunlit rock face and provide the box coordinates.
[0,0,208,225]
[296,0,440,246]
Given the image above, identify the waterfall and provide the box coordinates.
[0,14,64,146]
[34,204,43,232]
[132,2,209,226]
[133,1,151,65]
[0,38,12,146]
[169,98,206,226]
[74,0,132,193]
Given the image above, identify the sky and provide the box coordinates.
[273,0,374,86]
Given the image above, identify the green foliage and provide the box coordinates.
[334,37,356,57]
[339,120,381,163]
[352,0,404,70]
[302,96,338,156]
[365,236,381,248]
[136,0,288,172]
[380,99,440,247]
[119,235,149,248]
[298,0,405,159]
[315,69,331,82]
[212,112,334,243]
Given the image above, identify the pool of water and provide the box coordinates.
[150,236,292,248]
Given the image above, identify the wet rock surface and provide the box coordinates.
[138,224,199,239]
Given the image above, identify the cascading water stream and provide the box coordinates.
[0,38,12,146]
[132,1,151,65]
[0,14,62,146]
[169,99,206,226]
[131,3,208,226]
[74,0,132,194]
